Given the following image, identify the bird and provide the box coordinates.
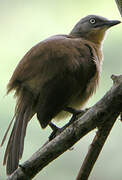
[1,15,120,175]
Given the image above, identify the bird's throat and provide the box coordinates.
[85,28,107,45]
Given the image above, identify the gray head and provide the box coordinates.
[70,15,121,44]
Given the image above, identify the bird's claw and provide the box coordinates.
[49,125,65,141]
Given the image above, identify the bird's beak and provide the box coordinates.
[105,20,121,28]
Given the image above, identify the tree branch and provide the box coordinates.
[76,120,117,180]
[115,0,122,16]
[6,74,122,180]
[76,75,122,180]
[76,117,117,180]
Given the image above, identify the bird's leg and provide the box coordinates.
[49,122,60,137]
[48,107,89,141]
[49,121,71,141]
[49,122,59,131]
[64,107,88,123]
[49,122,63,140]
[18,164,27,175]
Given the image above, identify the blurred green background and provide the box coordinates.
[0,0,122,179]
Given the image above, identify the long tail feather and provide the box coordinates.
[1,115,15,147]
[19,106,32,158]
[8,104,26,174]
[2,87,35,175]
[3,125,15,166]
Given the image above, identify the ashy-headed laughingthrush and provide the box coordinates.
[1,15,120,175]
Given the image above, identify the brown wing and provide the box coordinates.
[7,35,73,93]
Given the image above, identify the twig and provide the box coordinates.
[7,75,122,180]
[76,75,122,180]
[76,117,117,180]
[115,0,122,16]
[76,113,116,179]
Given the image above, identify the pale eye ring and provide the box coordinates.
[89,18,96,24]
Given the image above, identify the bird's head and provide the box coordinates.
[70,15,121,44]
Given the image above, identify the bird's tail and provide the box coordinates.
[1,86,35,175]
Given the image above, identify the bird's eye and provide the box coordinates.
[89,18,96,24]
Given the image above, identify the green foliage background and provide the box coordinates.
[0,0,122,179]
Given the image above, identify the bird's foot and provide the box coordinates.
[48,107,89,141]
[49,122,65,141]
[19,164,26,172]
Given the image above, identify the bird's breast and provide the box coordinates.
[54,41,102,122]
[54,70,99,122]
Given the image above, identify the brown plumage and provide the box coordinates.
[1,15,120,175]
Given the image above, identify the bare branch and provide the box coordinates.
[7,75,122,180]
[76,118,116,180]
[76,74,122,180]
[115,0,122,16]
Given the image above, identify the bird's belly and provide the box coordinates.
[53,92,88,122]
[54,73,99,122]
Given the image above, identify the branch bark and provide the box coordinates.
[115,0,122,16]
[76,116,117,180]
[6,75,122,180]
[76,75,122,180]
